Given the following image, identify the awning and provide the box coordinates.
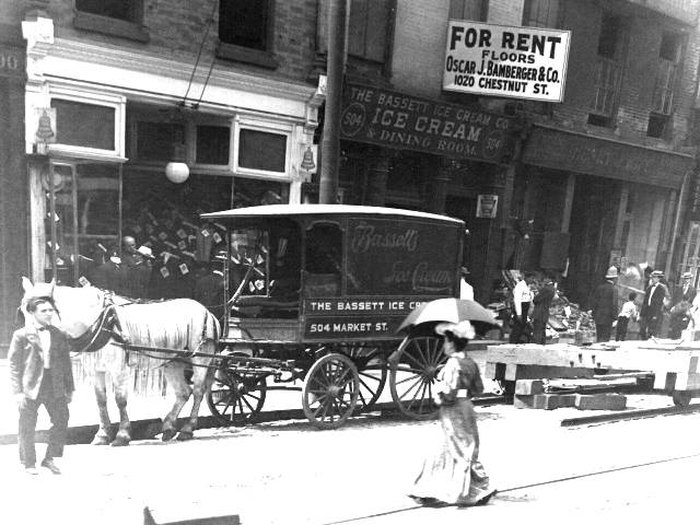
[522,124,695,189]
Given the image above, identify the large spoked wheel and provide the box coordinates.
[302,353,360,429]
[389,335,446,419]
[346,344,388,412]
[207,367,267,426]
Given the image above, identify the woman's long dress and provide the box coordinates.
[409,352,495,506]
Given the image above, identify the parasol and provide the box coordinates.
[397,298,499,335]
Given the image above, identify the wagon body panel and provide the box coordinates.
[202,204,467,428]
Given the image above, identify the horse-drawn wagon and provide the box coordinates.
[201,204,467,429]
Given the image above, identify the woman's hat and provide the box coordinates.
[435,320,476,340]
[605,266,618,279]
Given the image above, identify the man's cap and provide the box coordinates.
[682,271,693,280]
[650,270,664,278]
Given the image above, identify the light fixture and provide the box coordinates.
[301,146,316,172]
[165,161,190,184]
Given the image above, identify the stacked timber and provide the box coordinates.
[513,379,629,411]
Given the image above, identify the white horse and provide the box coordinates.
[20,278,220,446]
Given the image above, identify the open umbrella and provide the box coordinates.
[397,298,499,335]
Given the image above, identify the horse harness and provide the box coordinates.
[67,292,125,353]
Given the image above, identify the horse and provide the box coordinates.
[20,277,221,446]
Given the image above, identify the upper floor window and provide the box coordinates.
[219,0,269,50]
[76,0,140,22]
[348,0,392,63]
[449,0,488,21]
[589,14,625,127]
[217,0,277,68]
[648,31,684,138]
[523,0,558,28]
[74,0,148,41]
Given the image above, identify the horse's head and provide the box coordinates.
[20,276,105,338]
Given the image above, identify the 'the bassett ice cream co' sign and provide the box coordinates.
[443,20,571,102]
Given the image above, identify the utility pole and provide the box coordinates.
[319,0,348,204]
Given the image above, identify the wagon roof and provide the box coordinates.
[201,204,465,225]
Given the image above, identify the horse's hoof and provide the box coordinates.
[91,436,112,446]
[176,431,193,441]
[161,429,177,442]
[111,436,130,447]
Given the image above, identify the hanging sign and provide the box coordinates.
[341,83,515,164]
[476,194,498,218]
[443,20,571,102]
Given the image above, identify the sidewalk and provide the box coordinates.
[0,344,678,445]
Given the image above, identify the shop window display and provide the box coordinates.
[120,172,288,300]
[45,163,120,286]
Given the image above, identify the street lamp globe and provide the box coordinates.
[165,162,189,184]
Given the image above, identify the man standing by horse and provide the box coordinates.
[8,296,74,475]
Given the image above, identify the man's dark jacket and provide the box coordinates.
[591,280,618,325]
[8,325,74,400]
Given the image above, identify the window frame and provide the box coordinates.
[347,0,393,64]
[46,87,126,162]
[233,116,292,180]
[73,0,149,42]
[217,0,278,69]
[522,0,559,28]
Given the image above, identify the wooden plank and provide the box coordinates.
[486,343,700,374]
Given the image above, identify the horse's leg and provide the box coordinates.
[91,371,113,445]
[161,361,191,442]
[111,355,132,447]
[177,349,215,441]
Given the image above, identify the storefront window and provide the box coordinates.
[238,129,287,173]
[136,121,186,163]
[196,125,230,165]
[51,99,116,151]
[45,162,121,286]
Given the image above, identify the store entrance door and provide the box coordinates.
[679,220,700,289]
[46,161,121,286]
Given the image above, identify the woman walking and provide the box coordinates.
[409,320,496,507]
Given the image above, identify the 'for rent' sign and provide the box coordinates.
[443,21,571,102]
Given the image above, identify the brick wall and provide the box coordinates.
[39,0,317,83]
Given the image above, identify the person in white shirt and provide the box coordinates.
[509,273,533,343]
[459,267,474,301]
[615,292,639,341]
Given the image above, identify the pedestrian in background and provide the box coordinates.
[590,266,619,342]
[409,320,495,507]
[668,272,696,339]
[509,273,533,343]
[532,276,555,345]
[459,266,474,301]
[640,270,667,339]
[615,292,639,341]
[9,297,74,475]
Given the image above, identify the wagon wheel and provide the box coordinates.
[302,353,360,429]
[672,390,692,408]
[389,335,446,419]
[207,366,267,426]
[346,344,388,412]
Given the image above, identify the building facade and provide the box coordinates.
[2,0,700,352]
[328,0,700,306]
